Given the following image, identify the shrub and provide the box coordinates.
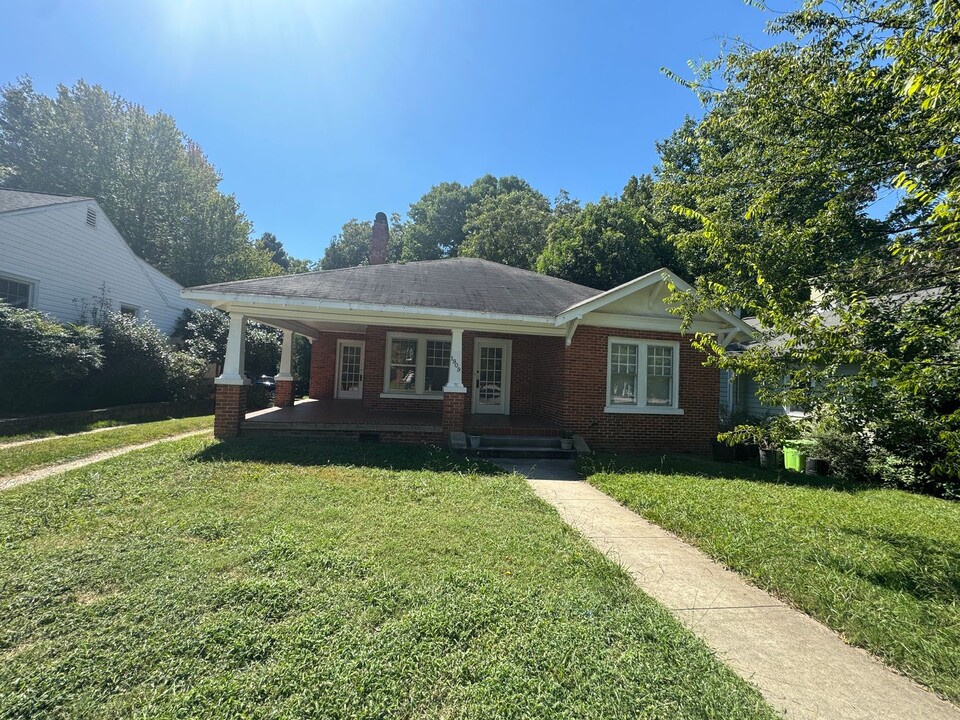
[0,303,103,414]
[175,309,281,379]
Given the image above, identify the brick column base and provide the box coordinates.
[275,379,295,407]
[442,391,466,433]
[214,383,248,439]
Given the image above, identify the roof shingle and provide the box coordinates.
[186,257,602,317]
[0,188,90,214]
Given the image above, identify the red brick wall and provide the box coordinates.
[274,379,294,407]
[306,323,718,453]
[530,336,565,425]
[214,383,248,438]
[363,326,451,412]
[309,332,364,400]
[558,326,719,452]
[442,392,466,432]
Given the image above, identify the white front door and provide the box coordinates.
[472,338,511,414]
[335,340,364,399]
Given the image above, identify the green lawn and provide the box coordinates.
[0,419,130,445]
[0,415,213,478]
[581,454,960,703]
[0,437,776,719]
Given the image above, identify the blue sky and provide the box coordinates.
[0,1,773,261]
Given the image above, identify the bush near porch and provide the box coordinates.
[0,304,206,415]
[581,453,960,703]
[0,437,776,719]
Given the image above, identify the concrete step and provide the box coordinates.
[477,435,562,449]
[471,446,578,460]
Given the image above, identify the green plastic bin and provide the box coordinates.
[783,439,816,472]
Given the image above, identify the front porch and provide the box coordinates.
[240,398,562,441]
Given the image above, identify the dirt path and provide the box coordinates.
[0,429,212,491]
[0,424,132,449]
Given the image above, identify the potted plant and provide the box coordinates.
[560,431,574,451]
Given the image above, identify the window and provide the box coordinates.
[120,304,139,319]
[383,332,451,397]
[605,338,682,414]
[0,275,35,309]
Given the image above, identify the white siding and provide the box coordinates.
[0,200,203,334]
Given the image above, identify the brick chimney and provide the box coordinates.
[370,211,389,265]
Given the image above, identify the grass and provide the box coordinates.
[0,419,131,444]
[0,415,213,478]
[581,453,960,703]
[0,437,776,719]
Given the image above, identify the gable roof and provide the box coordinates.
[556,267,754,339]
[0,188,91,214]
[185,257,602,317]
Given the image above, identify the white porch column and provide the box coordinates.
[443,328,467,393]
[215,312,250,385]
[275,329,294,381]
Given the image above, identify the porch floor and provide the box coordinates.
[243,399,561,436]
[245,399,442,431]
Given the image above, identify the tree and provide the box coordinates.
[537,176,677,289]
[662,0,960,493]
[175,309,281,379]
[460,188,552,269]
[398,174,548,263]
[319,214,405,270]
[255,232,313,274]
[0,78,285,285]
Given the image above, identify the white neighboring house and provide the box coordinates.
[0,188,204,334]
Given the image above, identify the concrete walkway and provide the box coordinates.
[0,429,212,491]
[498,459,960,720]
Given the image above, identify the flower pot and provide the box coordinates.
[759,447,774,468]
[560,438,574,450]
[468,435,481,449]
[805,457,830,476]
[712,440,737,463]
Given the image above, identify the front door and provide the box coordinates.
[335,340,364,399]
[472,338,511,414]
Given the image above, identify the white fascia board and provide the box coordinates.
[0,198,90,219]
[555,268,679,325]
[579,312,726,334]
[181,289,556,325]
[554,268,754,340]
[182,292,565,336]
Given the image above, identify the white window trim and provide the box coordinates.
[0,272,39,309]
[604,337,683,415]
[119,303,140,318]
[381,331,452,399]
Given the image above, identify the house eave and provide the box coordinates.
[181,289,566,335]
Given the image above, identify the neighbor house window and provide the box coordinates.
[605,338,682,414]
[120,304,139,319]
[0,275,36,309]
[383,332,451,396]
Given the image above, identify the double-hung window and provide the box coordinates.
[383,332,451,397]
[605,338,682,414]
[0,275,36,309]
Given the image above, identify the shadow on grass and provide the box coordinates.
[579,452,873,494]
[836,527,960,603]
[191,436,507,476]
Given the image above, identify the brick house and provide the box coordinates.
[182,213,751,451]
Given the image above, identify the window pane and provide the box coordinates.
[0,278,31,309]
[646,346,673,406]
[610,343,638,405]
[388,338,418,391]
[424,340,450,392]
